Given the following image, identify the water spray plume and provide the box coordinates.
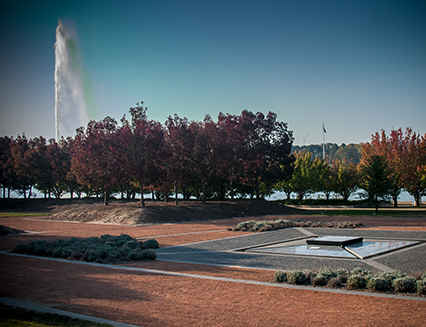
[54,18,92,140]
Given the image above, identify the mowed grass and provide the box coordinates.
[300,209,426,218]
[0,212,50,218]
[0,304,112,327]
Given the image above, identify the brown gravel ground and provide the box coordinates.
[1,205,426,326]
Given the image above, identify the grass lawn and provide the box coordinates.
[299,209,426,218]
[0,304,112,327]
[0,212,51,218]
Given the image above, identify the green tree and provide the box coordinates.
[331,159,358,201]
[359,155,392,212]
[286,151,326,200]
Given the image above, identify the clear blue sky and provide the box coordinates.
[1,0,425,145]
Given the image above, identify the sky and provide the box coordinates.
[1,0,425,146]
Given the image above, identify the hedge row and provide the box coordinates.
[233,219,363,232]
[12,234,158,264]
[274,268,426,295]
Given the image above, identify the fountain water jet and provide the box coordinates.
[54,18,91,140]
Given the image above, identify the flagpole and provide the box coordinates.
[322,122,325,159]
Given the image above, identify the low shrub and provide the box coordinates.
[350,267,372,277]
[376,271,406,284]
[234,219,362,232]
[143,248,157,260]
[274,270,287,283]
[326,277,341,288]
[143,239,159,249]
[124,240,139,249]
[252,221,271,231]
[12,235,157,264]
[366,277,390,291]
[311,274,327,286]
[287,270,306,285]
[347,275,367,289]
[416,279,426,294]
[236,221,257,230]
[317,268,337,280]
[392,277,417,293]
[127,249,144,260]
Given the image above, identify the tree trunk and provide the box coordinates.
[230,179,234,200]
[104,189,109,205]
[219,181,224,200]
[255,180,260,199]
[140,180,145,207]
[175,182,178,205]
[202,180,206,204]
[415,193,421,207]
[393,195,398,208]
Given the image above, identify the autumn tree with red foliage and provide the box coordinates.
[164,114,195,204]
[8,135,36,198]
[362,128,426,206]
[120,102,166,206]
[71,117,123,205]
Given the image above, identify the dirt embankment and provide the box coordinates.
[0,198,305,225]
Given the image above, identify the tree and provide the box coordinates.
[359,155,392,212]
[121,103,166,206]
[71,117,123,205]
[287,151,325,200]
[238,111,294,199]
[0,136,15,198]
[8,135,36,198]
[401,128,426,206]
[216,112,245,200]
[164,114,195,204]
[29,136,56,198]
[331,159,358,201]
[363,129,404,207]
[189,117,216,203]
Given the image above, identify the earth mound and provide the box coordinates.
[0,225,25,235]
[0,198,304,225]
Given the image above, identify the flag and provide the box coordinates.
[323,123,327,133]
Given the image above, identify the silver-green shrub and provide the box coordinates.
[326,277,341,288]
[236,221,257,230]
[274,270,287,283]
[416,279,426,294]
[347,275,367,289]
[350,267,372,277]
[376,271,406,284]
[12,234,157,263]
[366,277,390,291]
[311,274,327,286]
[287,270,306,284]
[392,276,417,292]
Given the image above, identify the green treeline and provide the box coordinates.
[281,128,426,207]
[292,143,362,163]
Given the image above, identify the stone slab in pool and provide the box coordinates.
[245,238,421,260]
[248,243,357,258]
[345,240,420,259]
[307,236,363,246]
